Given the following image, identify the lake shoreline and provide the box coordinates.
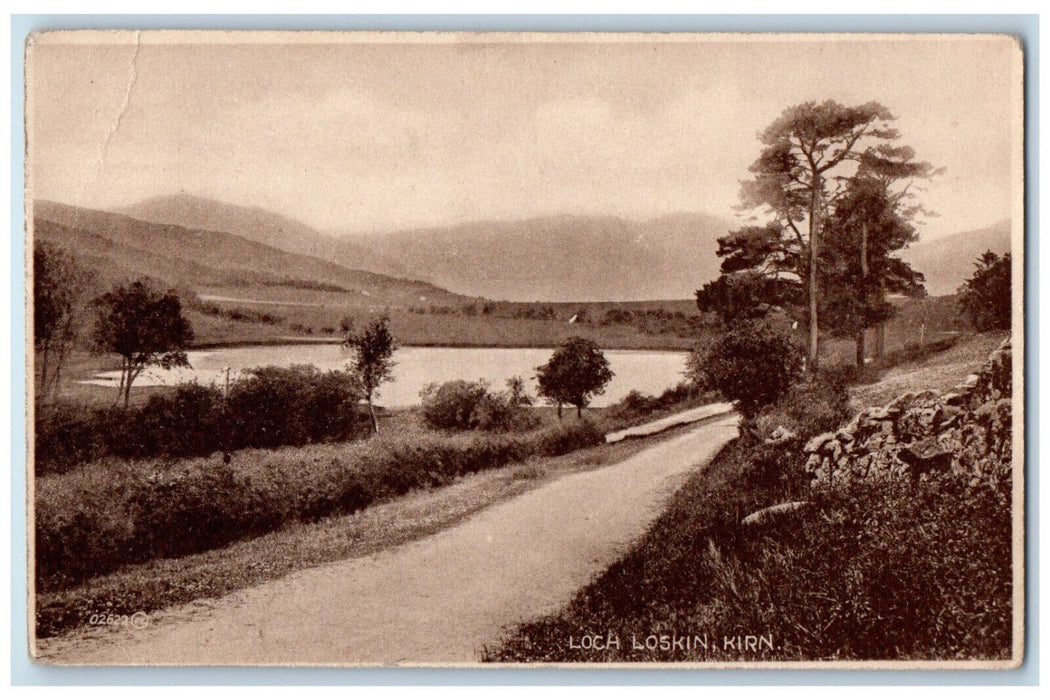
[189,337,695,353]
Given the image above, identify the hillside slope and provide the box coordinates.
[339,212,733,302]
[33,200,467,307]
[119,194,732,302]
[901,220,1012,296]
[119,194,413,280]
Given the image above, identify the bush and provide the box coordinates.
[34,366,368,473]
[35,419,605,594]
[420,380,490,430]
[750,372,853,443]
[420,379,539,432]
[692,320,804,418]
[226,365,364,448]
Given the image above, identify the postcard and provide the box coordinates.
[24,30,1025,668]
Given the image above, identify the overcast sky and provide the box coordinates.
[28,32,1021,238]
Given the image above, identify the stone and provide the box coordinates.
[898,437,953,478]
[804,432,836,453]
[866,406,890,421]
[741,501,810,526]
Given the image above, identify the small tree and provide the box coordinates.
[344,315,397,433]
[691,320,804,419]
[958,251,1012,331]
[535,337,614,419]
[92,279,194,407]
[34,243,89,401]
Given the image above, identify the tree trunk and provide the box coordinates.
[557,402,563,420]
[115,359,127,406]
[123,369,133,408]
[576,403,582,419]
[367,394,379,434]
[857,220,869,369]
[808,180,822,370]
[875,279,887,358]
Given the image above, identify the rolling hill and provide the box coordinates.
[117,194,733,302]
[901,220,1012,296]
[110,193,1012,302]
[32,200,469,308]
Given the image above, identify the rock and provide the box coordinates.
[898,437,953,478]
[741,501,810,526]
[866,407,891,420]
[767,425,798,445]
[961,374,981,389]
[804,432,836,453]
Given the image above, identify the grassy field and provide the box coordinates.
[483,332,1013,662]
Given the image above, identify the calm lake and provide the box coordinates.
[85,344,690,408]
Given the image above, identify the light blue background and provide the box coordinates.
[10,13,1039,686]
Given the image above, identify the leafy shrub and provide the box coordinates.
[420,379,539,432]
[692,320,804,418]
[35,366,367,473]
[420,380,490,430]
[750,372,853,443]
[226,365,364,448]
[35,419,605,595]
[137,383,228,457]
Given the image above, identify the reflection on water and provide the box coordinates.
[84,344,689,408]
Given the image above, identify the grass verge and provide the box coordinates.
[36,421,700,640]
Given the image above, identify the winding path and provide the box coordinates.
[38,412,738,666]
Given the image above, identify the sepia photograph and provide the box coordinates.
[23,30,1025,668]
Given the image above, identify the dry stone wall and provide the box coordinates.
[804,336,1013,491]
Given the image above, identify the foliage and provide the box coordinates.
[706,100,934,366]
[535,337,615,418]
[750,372,852,442]
[958,251,1012,332]
[600,382,710,432]
[35,419,605,594]
[226,365,364,448]
[420,380,491,430]
[420,379,539,432]
[35,368,367,473]
[344,316,398,433]
[92,279,194,407]
[819,174,928,364]
[691,320,804,418]
[33,242,90,401]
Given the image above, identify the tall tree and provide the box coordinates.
[736,100,904,367]
[344,315,397,434]
[958,251,1012,332]
[820,171,929,366]
[535,336,614,419]
[92,279,194,407]
[33,243,89,401]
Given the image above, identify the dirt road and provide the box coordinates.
[37,413,738,666]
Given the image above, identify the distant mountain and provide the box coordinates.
[120,194,735,302]
[119,193,413,279]
[32,200,467,307]
[336,212,734,302]
[901,220,1012,296]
